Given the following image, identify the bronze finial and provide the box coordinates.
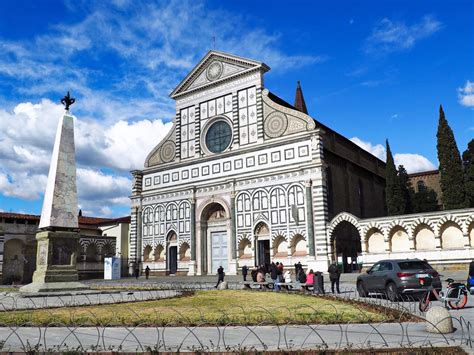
[61,91,76,111]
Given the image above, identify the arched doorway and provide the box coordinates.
[199,202,228,274]
[166,231,178,274]
[332,221,362,273]
[254,221,270,268]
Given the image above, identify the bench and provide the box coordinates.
[242,281,317,291]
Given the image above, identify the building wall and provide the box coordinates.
[325,150,386,220]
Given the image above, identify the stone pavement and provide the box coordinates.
[0,321,471,352]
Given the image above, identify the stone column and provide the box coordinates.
[229,189,238,274]
[230,191,237,259]
[305,180,315,257]
[188,193,197,275]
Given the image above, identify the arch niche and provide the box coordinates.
[414,224,436,250]
[390,226,411,252]
[198,201,229,275]
[366,228,385,253]
[331,221,362,273]
[440,221,464,249]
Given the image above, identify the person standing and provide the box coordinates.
[297,267,307,290]
[145,266,150,280]
[134,263,140,279]
[270,262,279,291]
[215,265,225,288]
[328,262,341,294]
[277,262,283,285]
[242,265,249,281]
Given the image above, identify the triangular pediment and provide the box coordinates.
[170,50,270,99]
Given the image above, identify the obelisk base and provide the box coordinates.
[20,230,89,293]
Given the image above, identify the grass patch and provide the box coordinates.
[0,290,412,327]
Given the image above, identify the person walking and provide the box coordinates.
[145,266,150,280]
[328,262,341,294]
[242,265,249,281]
[215,266,225,288]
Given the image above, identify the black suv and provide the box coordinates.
[356,259,441,301]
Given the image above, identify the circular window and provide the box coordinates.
[205,120,232,153]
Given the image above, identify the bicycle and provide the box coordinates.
[418,275,468,312]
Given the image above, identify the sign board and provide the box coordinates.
[104,257,121,280]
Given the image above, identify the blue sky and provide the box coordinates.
[0,0,472,217]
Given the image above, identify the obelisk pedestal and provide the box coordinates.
[20,96,88,293]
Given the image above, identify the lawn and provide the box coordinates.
[0,290,405,326]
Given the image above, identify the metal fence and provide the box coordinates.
[0,282,471,352]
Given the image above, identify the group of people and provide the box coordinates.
[238,261,342,294]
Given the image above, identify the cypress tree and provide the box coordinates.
[436,105,467,209]
[397,165,414,214]
[462,139,474,207]
[385,140,405,215]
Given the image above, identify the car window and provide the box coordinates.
[398,261,431,270]
[379,262,393,271]
[370,263,381,272]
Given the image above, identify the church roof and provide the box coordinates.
[170,50,270,99]
[294,81,308,114]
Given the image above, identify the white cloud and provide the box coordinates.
[393,153,436,173]
[350,137,436,173]
[0,99,171,214]
[365,15,442,54]
[458,80,474,107]
[350,137,386,160]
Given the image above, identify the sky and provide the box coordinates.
[0,0,472,218]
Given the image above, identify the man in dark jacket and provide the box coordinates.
[215,266,225,288]
[328,262,341,294]
[270,262,280,291]
[251,267,258,282]
[242,265,249,281]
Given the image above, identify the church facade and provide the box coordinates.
[130,51,387,275]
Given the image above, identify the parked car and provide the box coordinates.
[356,259,441,301]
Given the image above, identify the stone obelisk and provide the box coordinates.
[20,92,88,293]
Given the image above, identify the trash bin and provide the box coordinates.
[313,272,325,294]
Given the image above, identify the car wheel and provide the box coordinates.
[357,281,368,297]
[386,282,399,302]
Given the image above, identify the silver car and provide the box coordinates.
[356,259,442,301]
